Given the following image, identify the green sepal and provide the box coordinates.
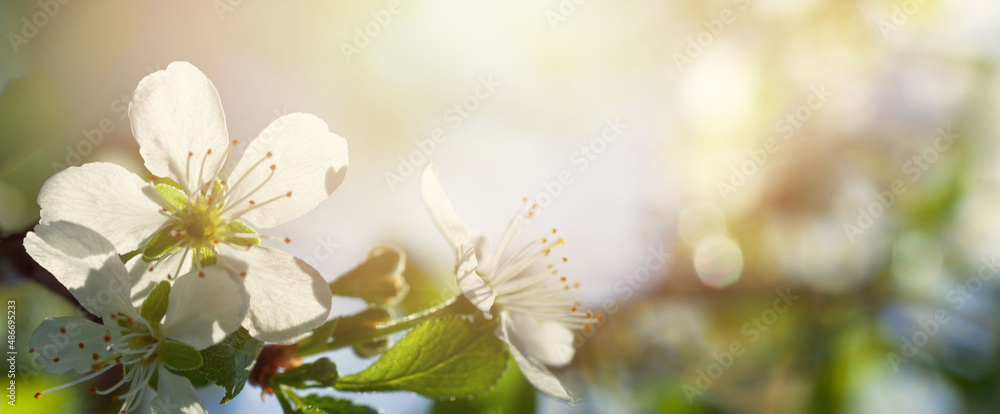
[121,249,141,264]
[155,181,187,212]
[210,180,227,207]
[149,368,159,392]
[143,226,180,262]
[161,338,204,371]
[193,245,218,267]
[217,220,260,247]
[139,281,171,329]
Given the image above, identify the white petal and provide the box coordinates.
[126,249,194,309]
[505,312,576,367]
[126,254,162,309]
[28,317,115,375]
[224,113,348,228]
[160,267,249,350]
[24,222,135,317]
[217,245,333,344]
[129,61,230,194]
[419,163,474,261]
[499,316,578,404]
[151,366,208,414]
[456,243,495,318]
[38,162,168,254]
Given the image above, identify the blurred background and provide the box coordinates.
[2,0,1000,413]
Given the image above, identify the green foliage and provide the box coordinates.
[140,281,170,329]
[291,394,378,414]
[336,316,508,398]
[197,327,265,403]
[160,338,203,371]
[274,358,339,389]
[431,358,536,414]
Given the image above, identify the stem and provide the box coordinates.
[274,384,295,413]
[295,296,470,357]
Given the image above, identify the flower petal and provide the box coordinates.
[419,163,474,261]
[457,243,496,318]
[217,244,333,344]
[126,249,194,309]
[24,222,135,317]
[38,162,168,254]
[224,113,348,228]
[160,267,249,350]
[129,61,230,194]
[28,317,115,375]
[505,312,576,367]
[151,366,208,414]
[499,315,578,403]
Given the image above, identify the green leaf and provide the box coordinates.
[335,316,508,398]
[197,327,265,403]
[273,358,338,389]
[431,357,536,414]
[173,367,212,388]
[293,394,377,414]
[140,281,171,329]
[161,338,204,371]
[143,225,180,262]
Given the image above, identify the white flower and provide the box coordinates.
[37,61,345,344]
[24,222,249,414]
[419,163,595,403]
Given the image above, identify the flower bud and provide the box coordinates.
[329,245,410,306]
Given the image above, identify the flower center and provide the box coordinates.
[142,178,261,274]
[139,146,292,279]
[178,195,221,243]
[480,199,598,332]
